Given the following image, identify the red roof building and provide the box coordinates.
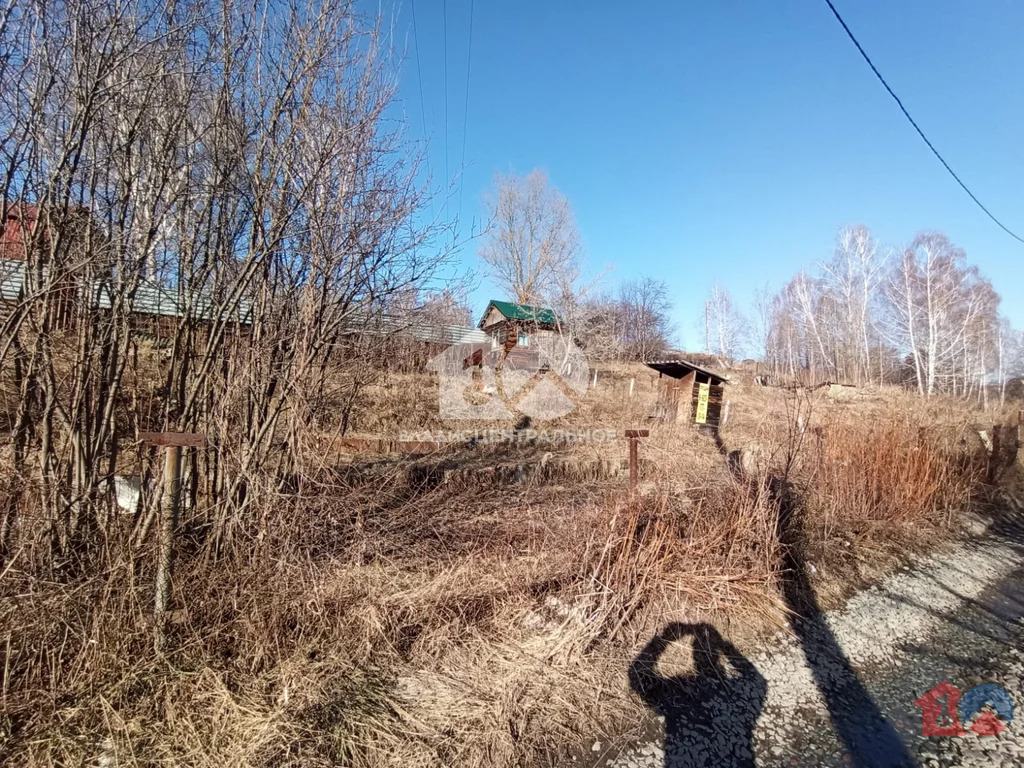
[0,203,41,261]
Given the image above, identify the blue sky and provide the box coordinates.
[380,0,1024,348]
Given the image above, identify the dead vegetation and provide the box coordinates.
[0,0,1016,763]
[1,364,1009,768]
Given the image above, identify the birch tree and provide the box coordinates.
[821,226,886,384]
[705,284,748,361]
[884,233,988,397]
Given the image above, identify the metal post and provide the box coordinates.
[154,444,181,652]
[625,430,649,496]
[629,437,638,493]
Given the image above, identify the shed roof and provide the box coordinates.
[346,312,489,346]
[480,299,557,327]
[644,358,730,385]
[0,258,252,323]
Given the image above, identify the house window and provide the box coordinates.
[517,331,529,347]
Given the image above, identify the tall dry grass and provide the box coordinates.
[0,376,1005,768]
[1,452,788,767]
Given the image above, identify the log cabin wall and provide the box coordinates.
[689,373,724,429]
[677,370,697,424]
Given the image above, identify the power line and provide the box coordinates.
[823,0,1024,246]
[409,0,428,140]
[442,0,449,187]
[458,0,475,216]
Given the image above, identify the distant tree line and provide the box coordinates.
[708,226,1024,402]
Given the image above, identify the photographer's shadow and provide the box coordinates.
[629,622,766,768]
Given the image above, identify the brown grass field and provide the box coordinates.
[0,362,1016,767]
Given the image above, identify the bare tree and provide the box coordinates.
[0,0,452,561]
[618,277,672,361]
[705,284,748,361]
[883,233,990,397]
[571,293,624,360]
[1001,323,1024,404]
[752,282,778,365]
[821,226,887,384]
[478,170,582,306]
[750,226,1014,394]
[419,288,473,327]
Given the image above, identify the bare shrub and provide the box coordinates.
[787,413,987,577]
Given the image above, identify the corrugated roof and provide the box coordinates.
[0,259,22,302]
[1,259,252,324]
[480,299,557,326]
[346,312,489,345]
[92,278,252,323]
[644,358,730,385]
[3,260,488,343]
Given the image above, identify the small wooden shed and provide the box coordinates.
[646,359,729,429]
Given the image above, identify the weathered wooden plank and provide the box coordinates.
[395,441,442,454]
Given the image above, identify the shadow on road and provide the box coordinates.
[769,475,915,768]
[710,430,915,766]
[629,622,765,768]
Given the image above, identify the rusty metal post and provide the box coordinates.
[625,430,649,496]
[628,438,638,493]
[154,444,181,652]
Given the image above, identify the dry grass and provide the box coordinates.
[0,365,1009,767]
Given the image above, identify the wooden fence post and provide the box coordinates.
[154,445,181,651]
[140,431,205,653]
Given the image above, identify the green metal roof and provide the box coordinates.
[483,299,557,326]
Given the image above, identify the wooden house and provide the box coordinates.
[0,204,82,326]
[478,299,559,364]
[1,201,252,338]
[646,359,729,429]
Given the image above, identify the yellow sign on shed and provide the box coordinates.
[695,382,710,424]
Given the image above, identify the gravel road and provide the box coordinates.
[596,513,1024,768]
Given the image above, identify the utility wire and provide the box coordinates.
[823,0,1024,246]
[458,0,475,217]
[442,0,449,188]
[409,0,428,140]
